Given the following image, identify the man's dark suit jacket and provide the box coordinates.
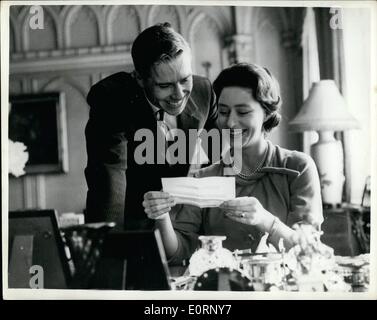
[85,72,217,230]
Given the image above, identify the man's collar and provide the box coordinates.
[143,92,160,114]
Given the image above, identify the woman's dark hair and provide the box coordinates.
[131,22,190,79]
[213,63,282,132]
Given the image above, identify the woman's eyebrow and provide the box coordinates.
[234,104,252,108]
[181,74,193,80]
[218,103,251,108]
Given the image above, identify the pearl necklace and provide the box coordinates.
[232,147,268,178]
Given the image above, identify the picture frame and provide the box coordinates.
[9,92,69,174]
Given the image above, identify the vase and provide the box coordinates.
[188,235,238,277]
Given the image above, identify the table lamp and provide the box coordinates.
[289,80,359,206]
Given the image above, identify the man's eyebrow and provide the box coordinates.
[155,81,172,86]
[155,74,193,85]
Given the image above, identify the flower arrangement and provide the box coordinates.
[9,139,29,177]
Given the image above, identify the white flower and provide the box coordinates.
[9,139,29,177]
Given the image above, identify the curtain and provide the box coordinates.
[314,7,351,203]
[341,9,371,204]
[301,7,320,155]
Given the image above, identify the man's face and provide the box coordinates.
[140,50,193,116]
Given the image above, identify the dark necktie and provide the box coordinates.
[156,109,175,164]
[156,109,164,121]
[156,109,171,137]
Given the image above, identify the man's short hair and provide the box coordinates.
[131,22,191,79]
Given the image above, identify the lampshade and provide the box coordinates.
[289,80,359,132]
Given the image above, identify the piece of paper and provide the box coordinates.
[161,177,235,208]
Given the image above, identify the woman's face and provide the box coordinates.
[217,86,266,148]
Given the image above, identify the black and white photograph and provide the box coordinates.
[1,0,376,301]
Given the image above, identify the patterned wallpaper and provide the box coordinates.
[8,5,303,214]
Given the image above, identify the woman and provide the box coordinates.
[143,63,323,265]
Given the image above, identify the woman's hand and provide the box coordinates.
[143,191,176,220]
[219,196,274,231]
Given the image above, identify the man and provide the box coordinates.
[85,23,217,230]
